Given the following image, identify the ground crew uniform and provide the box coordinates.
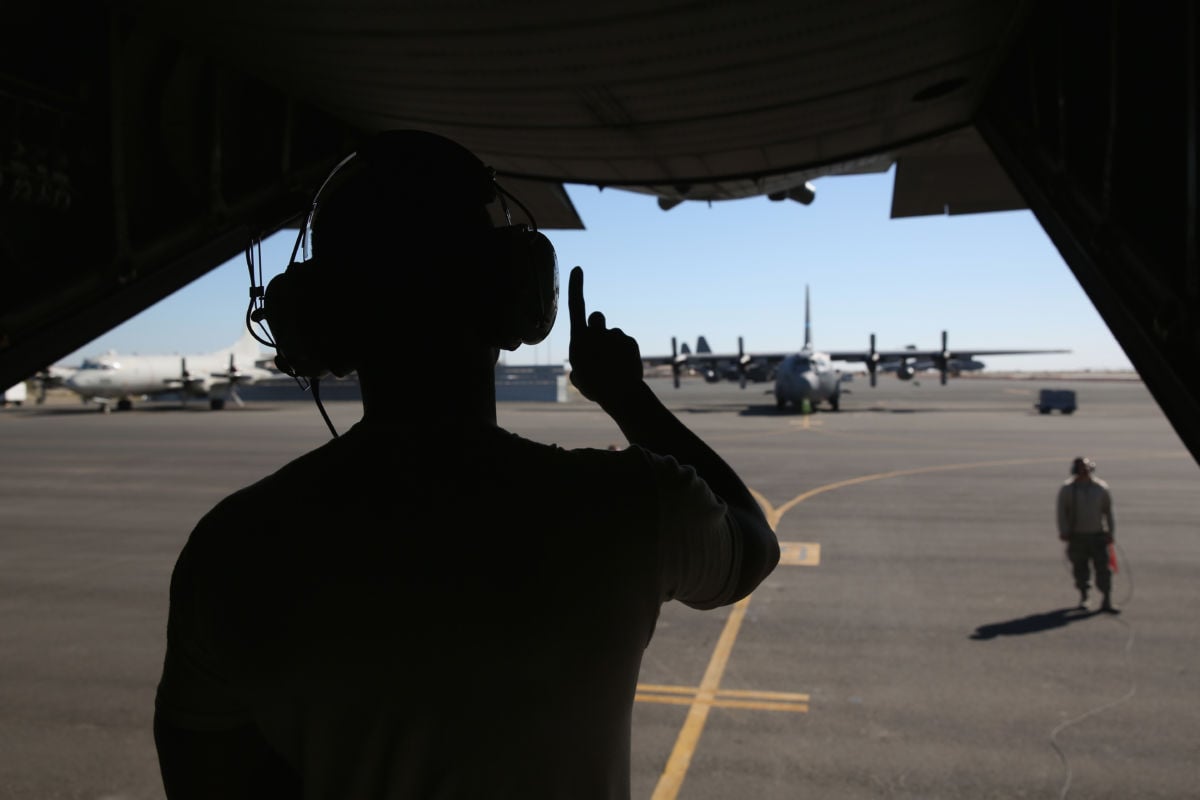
[1056,477,1115,605]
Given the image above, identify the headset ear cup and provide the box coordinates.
[487,226,558,349]
[264,259,356,379]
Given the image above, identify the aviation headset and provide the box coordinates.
[246,129,559,381]
[1071,456,1097,476]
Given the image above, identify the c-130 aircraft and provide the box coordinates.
[644,287,1070,412]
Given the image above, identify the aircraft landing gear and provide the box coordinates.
[829,392,840,411]
[210,398,226,411]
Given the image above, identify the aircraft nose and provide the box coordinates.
[792,372,815,396]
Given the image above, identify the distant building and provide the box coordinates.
[494,365,567,403]
[241,365,569,403]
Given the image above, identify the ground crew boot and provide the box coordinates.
[1078,588,1088,608]
[1100,592,1118,614]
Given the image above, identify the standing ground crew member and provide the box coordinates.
[1057,456,1117,613]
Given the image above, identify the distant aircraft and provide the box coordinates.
[62,329,275,411]
[674,336,750,383]
[645,287,1070,412]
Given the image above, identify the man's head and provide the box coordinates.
[1071,456,1096,477]
[262,130,557,378]
[311,130,498,277]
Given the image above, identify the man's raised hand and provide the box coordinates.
[567,266,644,407]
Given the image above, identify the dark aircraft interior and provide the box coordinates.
[2,1,1196,464]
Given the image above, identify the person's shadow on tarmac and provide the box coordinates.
[968,606,1098,640]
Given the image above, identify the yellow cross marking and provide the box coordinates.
[778,541,821,566]
[637,683,809,713]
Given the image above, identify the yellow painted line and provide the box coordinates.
[637,684,810,703]
[762,456,1075,530]
[638,683,698,696]
[748,488,783,529]
[778,541,821,566]
[636,694,809,713]
[715,688,810,702]
[709,699,809,712]
[651,596,751,800]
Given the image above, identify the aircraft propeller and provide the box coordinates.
[866,333,879,387]
[737,336,749,389]
[938,330,950,385]
[211,353,248,407]
[30,367,59,403]
[179,357,192,406]
[670,336,682,389]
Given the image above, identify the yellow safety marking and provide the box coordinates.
[650,596,752,800]
[637,693,809,713]
[757,455,1078,533]
[778,541,821,566]
[711,688,810,701]
[637,683,810,711]
[788,416,823,430]
[748,488,784,529]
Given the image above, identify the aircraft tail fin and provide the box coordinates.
[804,285,812,349]
[680,342,692,355]
[227,326,265,363]
[697,336,712,354]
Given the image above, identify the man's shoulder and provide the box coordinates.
[503,437,701,494]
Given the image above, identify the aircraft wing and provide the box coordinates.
[827,347,1070,362]
[643,351,791,367]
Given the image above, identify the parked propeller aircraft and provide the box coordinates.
[61,329,275,411]
[671,337,780,384]
[645,287,1070,412]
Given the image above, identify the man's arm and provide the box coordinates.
[155,529,301,799]
[567,266,779,600]
[1102,486,1115,541]
[1056,485,1071,541]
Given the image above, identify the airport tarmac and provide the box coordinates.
[1,374,1197,799]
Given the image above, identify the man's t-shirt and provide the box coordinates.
[155,421,743,799]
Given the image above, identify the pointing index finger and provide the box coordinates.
[568,266,587,335]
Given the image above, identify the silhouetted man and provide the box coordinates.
[152,129,779,799]
[1057,456,1116,613]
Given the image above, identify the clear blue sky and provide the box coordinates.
[60,168,1133,373]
